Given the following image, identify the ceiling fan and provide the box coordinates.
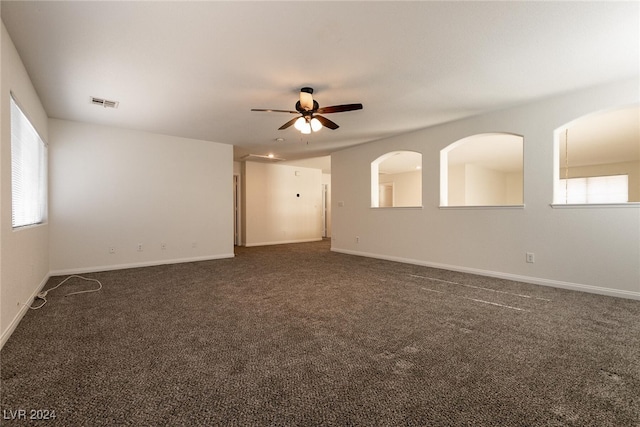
[251,87,363,134]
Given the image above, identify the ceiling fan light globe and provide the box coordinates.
[301,122,312,134]
[294,117,306,131]
[310,118,322,132]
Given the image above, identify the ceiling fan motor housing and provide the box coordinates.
[299,87,316,112]
[296,100,319,114]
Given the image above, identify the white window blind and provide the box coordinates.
[558,175,628,204]
[11,95,47,228]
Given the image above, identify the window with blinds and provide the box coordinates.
[558,175,628,204]
[11,94,47,228]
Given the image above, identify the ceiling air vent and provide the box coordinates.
[90,96,119,109]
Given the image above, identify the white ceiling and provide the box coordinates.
[2,1,638,166]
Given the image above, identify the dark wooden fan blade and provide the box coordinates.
[315,115,339,130]
[251,108,298,114]
[316,103,363,114]
[279,116,300,130]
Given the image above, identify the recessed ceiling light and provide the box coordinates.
[275,138,285,143]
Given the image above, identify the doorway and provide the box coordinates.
[321,183,328,238]
[379,183,394,207]
[233,174,241,245]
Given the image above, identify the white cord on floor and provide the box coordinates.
[25,275,103,310]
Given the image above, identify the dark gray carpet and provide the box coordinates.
[1,240,639,426]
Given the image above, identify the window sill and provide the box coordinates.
[12,221,47,231]
[371,206,423,210]
[550,203,640,209]
[440,205,525,210]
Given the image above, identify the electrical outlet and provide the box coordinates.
[109,247,116,254]
[356,236,360,243]
[526,252,535,263]
[161,243,167,250]
[137,244,143,252]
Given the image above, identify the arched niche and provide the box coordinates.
[371,151,422,208]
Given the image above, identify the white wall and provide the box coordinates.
[243,162,322,246]
[1,23,50,346]
[448,164,523,206]
[379,170,422,207]
[465,164,507,206]
[48,119,234,273]
[448,164,466,206]
[506,172,523,205]
[233,161,242,175]
[331,78,640,299]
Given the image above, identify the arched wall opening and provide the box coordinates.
[371,151,422,208]
[440,133,524,207]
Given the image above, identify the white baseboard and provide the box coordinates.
[244,238,322,247]
[1,273,50,351]
[49,253,236,276]
[331,247,640,301]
